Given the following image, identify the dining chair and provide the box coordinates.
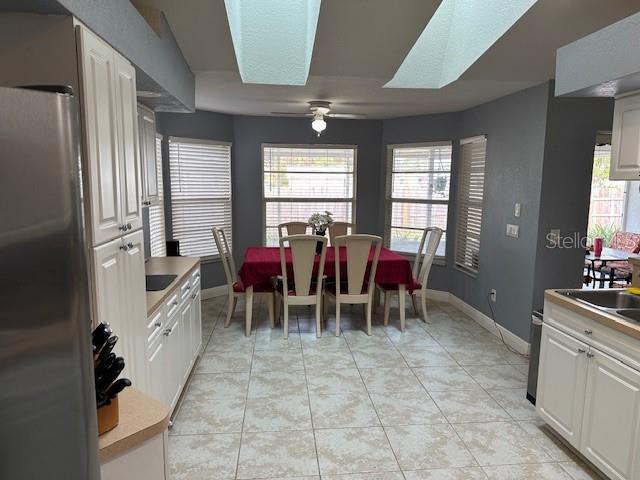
[377,227,442,327]
[328,222,356,245]
[275,234,327,339]
[327,234,382,336]
[278,222,309,238]
[212,227,275,336]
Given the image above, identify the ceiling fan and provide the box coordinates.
[272,101,366,136]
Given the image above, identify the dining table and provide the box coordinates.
[585,247,631,288]
[237,246,415,335]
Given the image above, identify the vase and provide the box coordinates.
[314,229,326,255]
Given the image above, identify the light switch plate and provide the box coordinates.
[506,224,519,238]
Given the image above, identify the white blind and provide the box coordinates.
[148,135,166,257]
[263,145,355,246]
[169,137,232,258]
[455,136,487,274]
[387,143,451,256]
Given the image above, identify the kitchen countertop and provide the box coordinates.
[98,388,169,463]
[145,256,200,315]
[545,289,640,340]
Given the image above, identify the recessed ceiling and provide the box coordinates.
[138,0,640,118]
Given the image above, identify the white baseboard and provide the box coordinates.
[201,285,227,300]
[425,289,530,356]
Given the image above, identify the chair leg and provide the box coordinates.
[245,286,253,337]
[411,295,419,317]
[268,293,275,328]
[323,293,329,322]
[283,302,289,339]
[366,301,372,336]
[383,291,391,326]
[315,301,322,338]
[398,284,406,332]
[420,292,429,324]
[225,290,234,327]
[335,301,341,336]
[274,295,281,325]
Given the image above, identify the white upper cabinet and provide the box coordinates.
[611,92,640,180]
[138,104,159,206]
[77,25,141,245]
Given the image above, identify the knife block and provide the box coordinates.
[97,396,119,435]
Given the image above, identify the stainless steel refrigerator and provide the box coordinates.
[0,86,100,479]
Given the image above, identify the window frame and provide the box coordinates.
[261,143,358,246]
[168,135,233,262]
[454,135,487,277]
[147,133,167,257]
[384,141,452,264]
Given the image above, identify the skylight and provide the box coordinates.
[224,0,321,85]
[385,0,538,89]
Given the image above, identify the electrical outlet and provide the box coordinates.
[490,289,497,302]
[506,224,519,238]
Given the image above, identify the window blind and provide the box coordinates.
[386,143,451,256]
[148,135,166,257]
[455,136,487,274]
[169,137,232,258]
[262,145,356,246]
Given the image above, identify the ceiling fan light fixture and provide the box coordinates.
[311,115,326,136]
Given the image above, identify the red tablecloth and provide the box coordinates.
[238,246,415,291]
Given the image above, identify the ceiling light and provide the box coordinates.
[311,115,326,136]
[385,0,538,89]
[224,0,321,85]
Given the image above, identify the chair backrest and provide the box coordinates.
[609,231,640,252]
[328,222,356,245]
[278,222,309,238]
[334,234,382,297]
[279,234,327,298]
[212,227,237,287]
[413,227,443,286]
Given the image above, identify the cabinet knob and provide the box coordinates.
[173,300,179,306]
[126,223,132,230]
[164,327,173,336]
[578,348,586,354]
[119,244,129,251]
[154,321,162,328]
[186,285,191,290]
[586,352,595,358]
[191,294,196,299]
[119,224,128,232]
[584,329,593,335]
[127,242,134,249]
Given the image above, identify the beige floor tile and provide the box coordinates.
[517,419,577,462]
[237,430,319,479]
[369,390,446,426]
[247,370,307,398]
[558,461,605,480]
[303,346,357,369]
[403,467,487,479]
[306,368,367,395]
[483,462,573,479]
[430,388,510,423]
[251,348,305,372]
[315,427,399,475]
[360,367,425,393]
[453,421,553,466]
[443,345,514,366]
[170,395,246,435]
[511,363,530,376]
[185,372,249,399]
[254,329,302,350]
[487,388,537,420]
[310,392,380,428]
[463,365,527,390]
[197,349,253,373]
[342,329,392,347]
[300,332,349,348]
[168,433,240,480]
[322,472,404,480]
[399,345,457,367]
[385,424,477,470]
[387,331,439,349]
[243,393,312,432]
[350,345,407,368]
[413,366,479,392]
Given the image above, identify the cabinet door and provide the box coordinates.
[164,314,184,409]
[536,324,589,448]
[137,105,159,204]
[113,53,142,232]
[121,230,147,385]
[191,288,202,358]
[580,349,640,480]
[611,93,640,180]
[77,26,121,246]
[180,300,193,380]
[146,333,167,405]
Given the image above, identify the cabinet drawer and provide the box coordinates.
[165,292,179,318]
[191,268,201,289]
[146,308,164,347]
[179,279,192,305]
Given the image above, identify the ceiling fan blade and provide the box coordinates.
[271,112,313,117]
[327,113,367,119]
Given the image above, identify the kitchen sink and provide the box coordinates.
[145,274,177,292]
[616,309,640,324]
[562,290,640,309]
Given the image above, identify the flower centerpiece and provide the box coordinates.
[308,211,334,236]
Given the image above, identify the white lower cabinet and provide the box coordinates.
[538,302,640,480]
[580,349,640,480]
[101,431,167,480]
[144,267,202,412]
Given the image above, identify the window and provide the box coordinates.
[169,137,232,258]
[455,135,487,274]
[386,142,451,257]
[148,135,166,257]
[262,145,356,245]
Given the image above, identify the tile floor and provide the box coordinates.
[168,296,604,480]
